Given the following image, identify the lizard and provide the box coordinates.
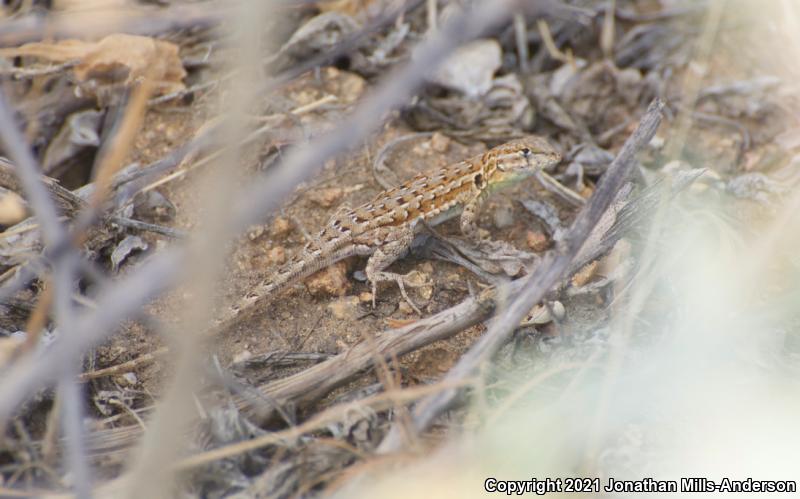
[217,135,561,329]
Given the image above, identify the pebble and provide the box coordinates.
[308,187,344,208]
[430,39,502,98]
[268,246,286,265]
[405,270,432,300]
[114,372,137,387]
[306,261,351,297]
[121,372,138,386]
[430,132,451,153]
[328,296,360,320]
[397,301,414,315]
[0,188,28,225]
[247,225,265,240]
[232,349,253,364]
[526,230,549,252]
[270,217,292,238]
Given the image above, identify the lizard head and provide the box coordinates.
[484,136,561,188]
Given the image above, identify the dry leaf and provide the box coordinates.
[0,34,186,97]
[384,317,418,328]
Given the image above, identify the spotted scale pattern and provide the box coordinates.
[217,135,561,327]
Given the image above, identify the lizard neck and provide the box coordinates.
[487,169,536,192]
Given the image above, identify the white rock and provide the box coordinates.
[428,39,502,99]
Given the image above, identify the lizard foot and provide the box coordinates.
[370,271,428,315]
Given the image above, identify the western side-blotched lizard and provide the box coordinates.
[219,135,560,328]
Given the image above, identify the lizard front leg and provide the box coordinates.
[363,225,426,314]
[460,190,489,239]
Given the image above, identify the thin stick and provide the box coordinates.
[514,13,529,71]
[79,347,169,382]
[427,0,438,32]
[601,0,616,59]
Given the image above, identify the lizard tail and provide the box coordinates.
[213,245,353,332]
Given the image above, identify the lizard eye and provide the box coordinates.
[521,148,531,157]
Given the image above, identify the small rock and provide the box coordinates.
[247,225,266,241]
[118,372,138,386]
[0,187,28,226]
[268,246,286,265]
[526,231,549,252]
[405,270,432,300]
[271,217,292,238]
[412,141,431,156]
[397,301,414,315]
[233,349,253,364]
[306,261,351,297]
[308,187,344,208]
[550,301,566,320]
[328,296,360,320]
[649,135,665,149]
[430,132,451,153]
[165,126,179,142]
[429,39,502,98]
[445,272,462,285]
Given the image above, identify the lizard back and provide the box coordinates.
[217,136,561,330]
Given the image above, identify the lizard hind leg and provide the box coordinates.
[364,226,427,314]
